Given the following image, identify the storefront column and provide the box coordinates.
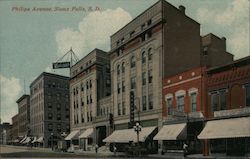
[203,139,210,156]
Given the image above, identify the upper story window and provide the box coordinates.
[121,37,124,43]
[117,64,120,75]
[130,30,135,37]
[190,92,197,112]
[142,72,146,85]
[166,97,173,115]
[117,82,121,94]
[147,19,152,26]
[86,81,89,90]
[141,23,146,30]
[142,51,146,63]
[131,77,136,89]
[203,46,208,56]
[148,94,153,110]
[122,102,126,115]
[90,80,92,88]
[211,92,218,112]
[122,81,125,92]
[246,84,250,107]
[177,95,185,112]
[122,62,125,73]
[148,69,153,83]
[142,96,147,111]
[118,103,121,116]
[148,48,152,60]
[219,90,226,110]
[130,56,136,68]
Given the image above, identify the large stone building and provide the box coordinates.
[16,95,30,137]
[104,0,233,153]
[30,72,70,147]
[68,48,110,150]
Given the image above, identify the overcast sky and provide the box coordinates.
[0,0,249,123]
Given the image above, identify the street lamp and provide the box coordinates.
[133,122,142,143]
[51,133,53,150]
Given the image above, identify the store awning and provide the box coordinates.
[198,117,250,139]
[23,137,31,144]
[19,136,27,143]
[31,137,37,143]
[65,130,80,140]
[153,123,186,140]
[103,126,156,143]
[36,136,44,143]
[79,128,93,139]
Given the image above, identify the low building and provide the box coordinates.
[155,67,206,154]
[198,56,250,156]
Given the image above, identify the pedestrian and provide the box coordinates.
[183,142,188,158]
[95,144,98,154]
[113,145,117,156]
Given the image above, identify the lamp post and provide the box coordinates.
[51,133,53,150]
[133,122,142,143]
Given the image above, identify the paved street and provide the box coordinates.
[1,145,249,159]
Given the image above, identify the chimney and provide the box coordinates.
[179,5,185,14]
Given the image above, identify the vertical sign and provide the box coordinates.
[130,91,135,125]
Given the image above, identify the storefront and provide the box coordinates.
[198,116,250,156]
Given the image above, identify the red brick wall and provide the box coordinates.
[162,67,206,118]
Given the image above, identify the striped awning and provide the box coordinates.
[198,117,250,139]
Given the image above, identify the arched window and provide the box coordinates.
[130,56,136,68]
[122,62,125,73]
[117,64,120,75]
[142,51,146,63]
[148,48,152,60]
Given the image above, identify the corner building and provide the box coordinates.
[30,72,70,147]
[68,49,110,150]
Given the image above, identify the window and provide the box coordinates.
[122,102,126,115]
[122,62,125,73]
[131,77,136,89]
[48,124,53,131]
[130,30,135,37]
[117,64,120,75]
[203,46,208,55]
[142,72,146,85]
[148,48,152,60]
[76,87,79,94]
[86,81,89,90]
[130,56,136,68]
[147,19,152,26]
[148,69,153,83]
[141,23,145,30]
[142,96,147,111]
[148,94,153,109]
[166,98,173,115]
[147,30,152,39]
[81,98,84,106]
[117,83,121,94]
[190,93,197,112]
[87,96,89,104]
[211,93,218,111]
[57,124,61,132]
[118,103,121,116]
[142,51,146,63]
[57,114,61,120]
[81,83,84,91]
[48,113,52,120]
[48,103,52,108]
[246,85,250,107]
[177,96,185,112]
[121,38,124,43]
[90,94,92,103]
[57,103,61,110]
[219,90,226,110]
[122,81,125,92]
[90,80,92,88]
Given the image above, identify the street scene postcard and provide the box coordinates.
[0,0,250,158]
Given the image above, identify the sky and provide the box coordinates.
[0,0,249,123]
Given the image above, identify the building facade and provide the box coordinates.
[11,114,19,140]
[30,72,70,147]
[199,56,250,156]
[69,48,110,150]
[16,95,30,137]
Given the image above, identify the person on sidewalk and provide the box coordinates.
[95,144,98,154]
[183,142,188,158]
[113,145,117,156]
